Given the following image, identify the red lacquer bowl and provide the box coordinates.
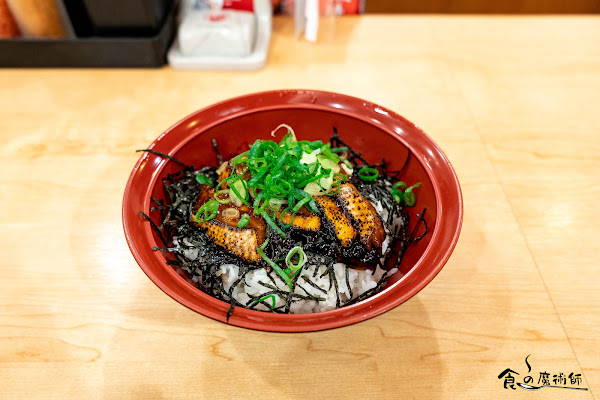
[122,90,463,332]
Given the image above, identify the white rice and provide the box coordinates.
[216,260,398,313]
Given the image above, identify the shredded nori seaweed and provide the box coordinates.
[136,149,190,168]
[301,276,328,295]
[138,129,427,319]
[345,266,354,300]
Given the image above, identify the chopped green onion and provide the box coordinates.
[221,208,239,221]
[392,181,407,191]
[194,200,219,222]
[278,206,295,229]
[340,157,353,169]
[330,146,349,153]
[213,189,231,204]
[391,182,421,206]
[263,211,286,238]
[231,150,249,166]
[403,191,416,206]
[285,246,306,277]
[195,174,214,187]
[306,198,320,214]
[228,176,250,207]
[303,181,322,196]
[390,188,403,198]
[259,236,269,251]
[318,170,335,192]
[216,127,342,237]
[358,167,379,181]
[237,213,251,228]
[251,294,277,309]
[325,173,346,196]
[317,155,340,172]
[253,191,266,215]
[403,182,421,206]
[257,246,292,290]
[333,173,347,183]
[271,123,297,141]
[292,196,311,214]
[268,198,286,211]
[300,149,320,165]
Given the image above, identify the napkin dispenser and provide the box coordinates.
[168,0,271,70]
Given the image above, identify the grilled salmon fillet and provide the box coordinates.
[314,195,356,247]
[198,219,262,262]
[276,209,321,231]
[192,185,265,263]
[192,178,386,262]
[336,183,386,251]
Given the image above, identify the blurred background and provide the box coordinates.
[364,0,600,13]
[1,0,599,68]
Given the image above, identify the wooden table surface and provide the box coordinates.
[1,16,598,399]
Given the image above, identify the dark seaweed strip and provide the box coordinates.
[319,261,341,308]
[372,259,385,275]
[246,289,279,305]
[395,208,428,267]
[166,168,194,182]
[138,211,168,246]
[342,268,389,306]
[245,289,296,313]
[150,197,169,224]
[385,149,412,180]
[258,281,278,291]
[301,276,328,295]
[258,281,293,308]
[227,270,248,300]
[291,290,325,302]
[136,149,190,168]
[259,280,323,304]
[284,278,296,313]
[296,285,326,302]
[161,178,172,213]
[319,268,327,279]
[266,270,279,288]
[226,299,236,321]
[225,269,252,322]
[319,264,332,289]
[330,128,370,167]
[150,196,164,205]
[379,157,388,176]
[210,268,227,298]
[410,208,428,243]
[331,269,341,308]
[152,246,177,252]
[345,266,353,300]
[312,265,320,278]
[212,139,224,165]
[343,278,387,306]
[246,290,279,311]
[160,178,176,231]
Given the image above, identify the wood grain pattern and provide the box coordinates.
[1,16,598,399]
[364,0,600,13]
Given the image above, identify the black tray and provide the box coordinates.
[0,2,175,68]
[82,0,172,36]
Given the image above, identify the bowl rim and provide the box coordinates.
[122,89,463,332]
